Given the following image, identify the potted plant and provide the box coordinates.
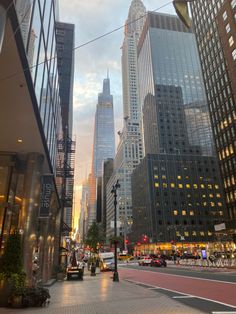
[8,272,26,307]
[0,231,26,307]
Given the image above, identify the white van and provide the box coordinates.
[99,252,115,271]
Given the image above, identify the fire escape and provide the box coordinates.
[57,134,76,236]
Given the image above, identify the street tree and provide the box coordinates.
[85,221,104,253]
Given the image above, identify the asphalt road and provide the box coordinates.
[119,263,236,314]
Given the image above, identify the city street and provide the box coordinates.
[1,269,205,314]
[1,265,236,314]
[119,262,236,313]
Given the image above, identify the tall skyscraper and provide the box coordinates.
[87,76,115,230]
[93,76,115,178]
[0,0,63,283]
[131,12,226,247]
[105,0,146,242]
[190,0,236,236]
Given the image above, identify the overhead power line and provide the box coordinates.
[0,1,172,83]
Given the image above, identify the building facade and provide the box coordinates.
[190,0,236,235]
[132,153,225,244]
[55,22,75,231]
[102,159,114,234]
[0,0,63,283]
[87,76,115,231]
[131,12,226,247]
[106,0,146,243]
[93,76,115,178]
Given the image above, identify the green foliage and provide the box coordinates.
[0,231,26,295]
[0,231,23,275]
[9,272,26,295]
[85,222,105,253]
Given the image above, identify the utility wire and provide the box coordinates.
[0,1,172,83]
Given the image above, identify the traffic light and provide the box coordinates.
[125,239,129,244]
[173,0,192,29]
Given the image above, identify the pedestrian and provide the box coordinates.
[32,260,39,286]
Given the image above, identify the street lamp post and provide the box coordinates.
[111,179,120,282]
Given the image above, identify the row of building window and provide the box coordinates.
[174,231,213,237]
[154,181,219,190]
[172,209,223,216]
[218,144,234,160]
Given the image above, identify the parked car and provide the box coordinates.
[150,258,167,267]
[138,256,152,266]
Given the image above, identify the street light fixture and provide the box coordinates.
[111,179,120,282]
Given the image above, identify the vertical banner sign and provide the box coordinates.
[39,175,54,217]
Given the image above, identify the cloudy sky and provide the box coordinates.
[59,0,175,186]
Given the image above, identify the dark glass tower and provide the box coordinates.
[131,12,226,246]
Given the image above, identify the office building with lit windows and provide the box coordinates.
[190,0,236,238]
[0,0,63,283]
[131,12,226,247]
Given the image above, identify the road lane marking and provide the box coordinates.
[125,279,236,309]
[212,312,236,314]
[173,295,195,299]
[130,267,236,285]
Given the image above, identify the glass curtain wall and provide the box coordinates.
[15,0,62,174]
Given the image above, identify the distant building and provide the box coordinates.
[93,76,115,178]
[88,76,115,230]
[102,159,114,234]
[106,0,146,242]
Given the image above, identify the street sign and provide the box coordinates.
[214,223,226,231]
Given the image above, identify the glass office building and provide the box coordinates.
[93,76,115,178]
[130,12,226,246]
[138,12,213,156]
[0,0,62,283]
[16,0,61,173]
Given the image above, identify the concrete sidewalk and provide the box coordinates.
[1,269,204,314]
